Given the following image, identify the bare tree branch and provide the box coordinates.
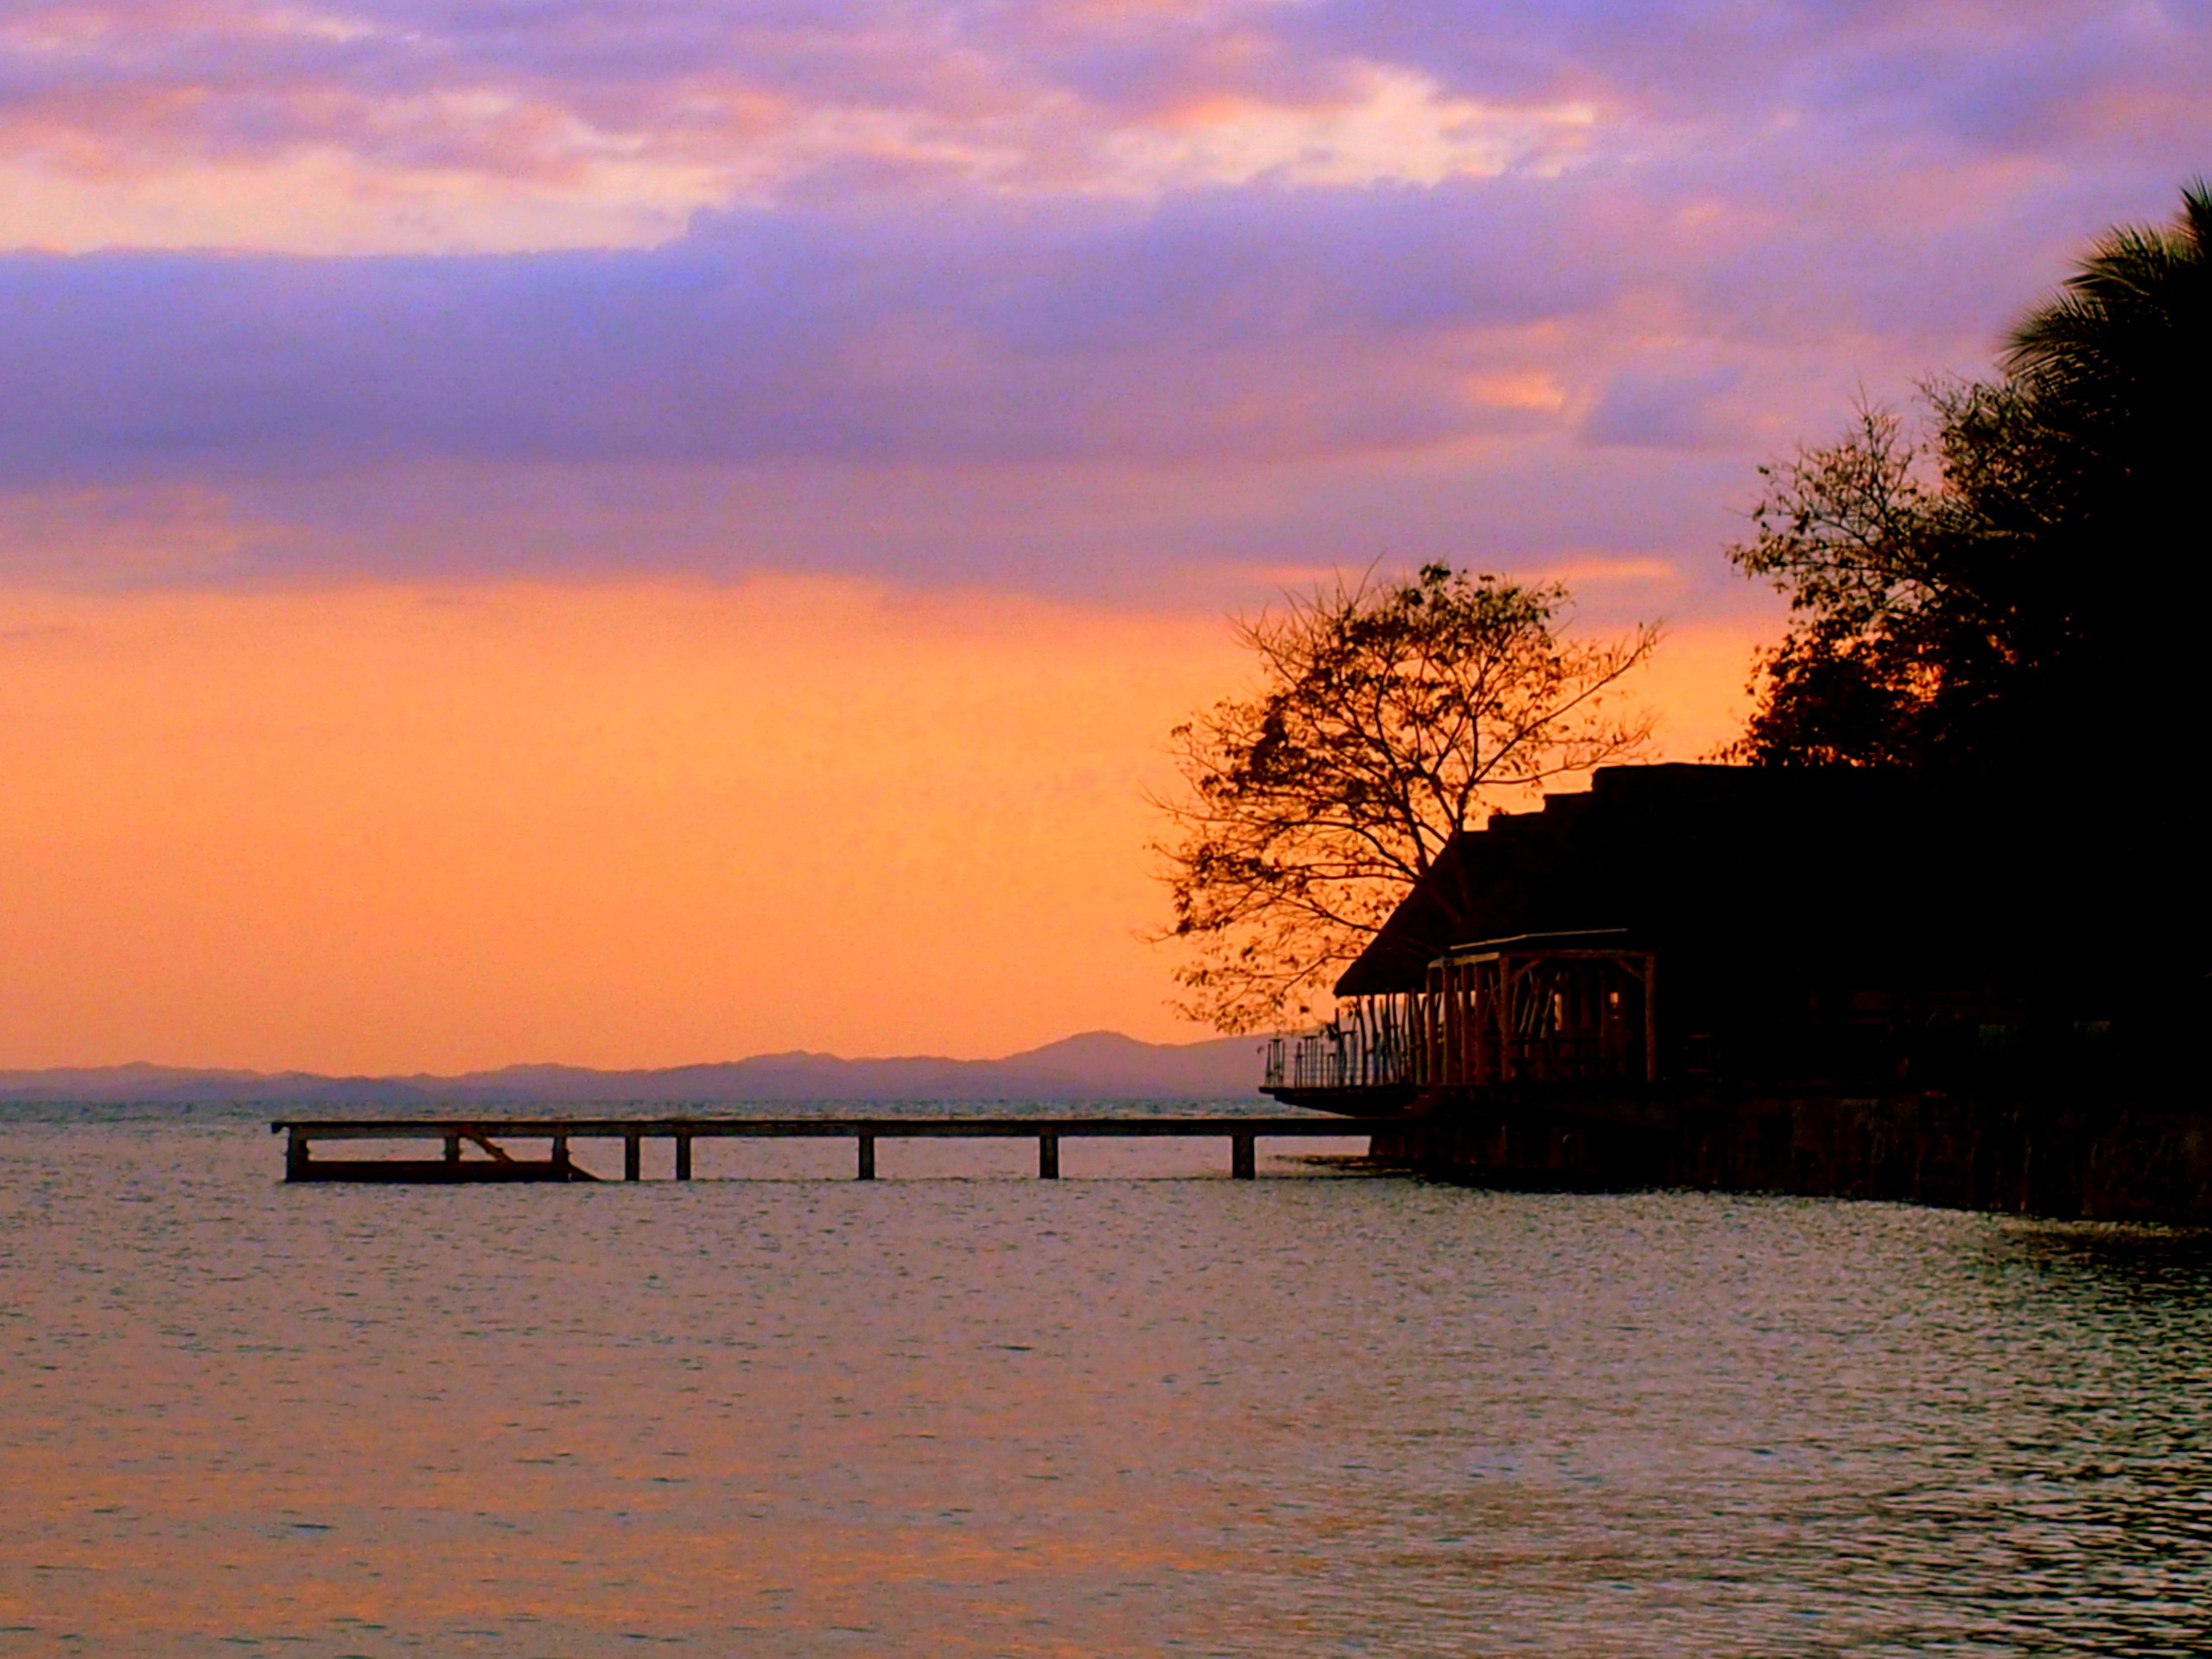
[1148,565,1661,1033]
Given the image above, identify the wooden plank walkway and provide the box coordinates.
[270,1115,1406,1183]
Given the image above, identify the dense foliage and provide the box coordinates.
[1154,566,1657,1033]
[1730,182,2209,772]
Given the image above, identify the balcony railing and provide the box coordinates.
[1263,1027,1408,1091]
[1264,944,1657,1094]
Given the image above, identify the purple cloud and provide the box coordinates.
[1582,364,1743,449]
[10,3,2195,201]
[0,1,2206,605]
[0,181,1634,480]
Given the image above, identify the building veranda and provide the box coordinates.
[1262,764,2207,1222]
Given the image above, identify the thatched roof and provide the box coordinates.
[1334,763,2162,1014]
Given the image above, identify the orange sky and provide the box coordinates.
[0,577,1757,1071]
[4,0,2202,1073]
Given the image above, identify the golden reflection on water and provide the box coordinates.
[3,1111,2209,1656]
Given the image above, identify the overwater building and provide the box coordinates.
[1263,764,2207,1221]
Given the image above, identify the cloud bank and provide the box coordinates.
[1,1,2205,601]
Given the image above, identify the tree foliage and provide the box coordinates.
[1153,565,1658,1033]
[1729,181,2209,771]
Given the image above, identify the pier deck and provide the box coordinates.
[271,1114,1404,1182]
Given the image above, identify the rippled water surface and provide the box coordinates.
[3,1107,2209,1656]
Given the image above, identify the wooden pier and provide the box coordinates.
[270,1115,1405,1183]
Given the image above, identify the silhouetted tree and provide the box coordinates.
[1730,181,2209,772]
[1153,566,1658,1033]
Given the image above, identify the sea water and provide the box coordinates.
[2,1105,2208,1657]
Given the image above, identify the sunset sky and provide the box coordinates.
[3,0,2207,1071]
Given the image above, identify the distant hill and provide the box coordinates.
[0,1031,1269,1105]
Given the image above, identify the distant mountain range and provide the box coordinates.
[0,1030,1270,1105]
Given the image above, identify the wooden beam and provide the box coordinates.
[1643,951,1659,1083]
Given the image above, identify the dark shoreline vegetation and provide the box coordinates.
[1179,184,2210,1225]
[1727,181,2208,779]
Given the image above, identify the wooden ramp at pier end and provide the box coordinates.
[271,1115,1407,1183]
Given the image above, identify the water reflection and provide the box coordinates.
[0,1114,2206,1656]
